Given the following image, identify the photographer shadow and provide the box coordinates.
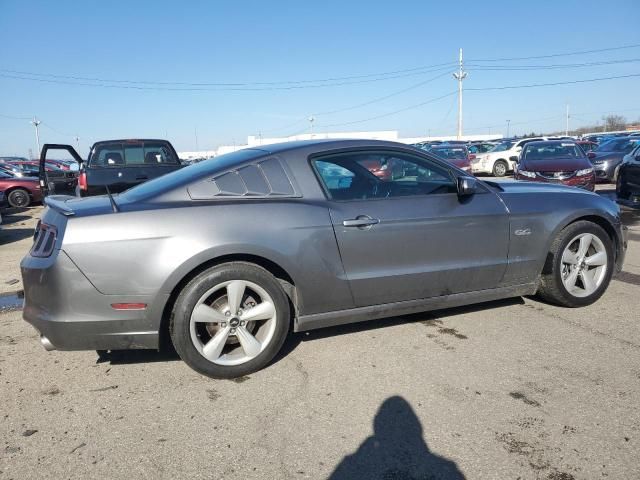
[329,396,465,480]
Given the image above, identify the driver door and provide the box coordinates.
[314,149,510,307]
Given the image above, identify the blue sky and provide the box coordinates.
[1,0,639,156]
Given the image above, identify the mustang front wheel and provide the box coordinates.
[537,221,614,307]
[170,262,290,378]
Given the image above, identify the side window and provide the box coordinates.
[143,143,179,165]
[313,151,457,201]
[315,161,355,190]
[91,144,125,167]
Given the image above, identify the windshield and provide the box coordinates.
[597,138,638,152]
[489,141,515,152]
[432,147,467,160]
[122,148,266,201]
[523,143,583,161]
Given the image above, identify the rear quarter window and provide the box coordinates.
[187,157,297,199]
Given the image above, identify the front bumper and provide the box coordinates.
[614,221,627,275]
[592,161,618,182]
[513,173,595,191]
[21,249,159,351]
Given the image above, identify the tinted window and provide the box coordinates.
[313,151,456,201]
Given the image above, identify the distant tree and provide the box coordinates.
[602,114,627,132]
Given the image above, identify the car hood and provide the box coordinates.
[520,158,591,172]
[591,152,624,162]
[490,180,597,196]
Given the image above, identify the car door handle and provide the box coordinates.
[343,216,380,228]
[135,175,148,180]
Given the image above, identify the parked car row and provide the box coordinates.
[0,156,77,207]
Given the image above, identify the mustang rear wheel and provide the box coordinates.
[537,221,614,307]
[170,262,290,379]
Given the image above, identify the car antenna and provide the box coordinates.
[104,185,119,213]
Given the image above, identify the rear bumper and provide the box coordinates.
[21,250,159,351]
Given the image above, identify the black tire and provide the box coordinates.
[170,262,291,379]
[7,188,31,208]
[492,160,508,177]
[537,221,614,307]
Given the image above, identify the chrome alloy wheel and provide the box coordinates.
[189,280,277,366]
[561,233,608,298]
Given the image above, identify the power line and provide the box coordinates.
[0,62,457,87]
[314,91,458,129]
[305,73,640,133]
[0,64,457,92]
[313,70,452,116]
[468,43,640,62]
[2,42,639,90]
[0,112,31,120]
[466,73,640,92]
[261,69,453,134]
[468,58,640,71]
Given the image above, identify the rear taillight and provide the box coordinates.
[79,171,87,191]
[30,223,57,258]
[468,154,476,161]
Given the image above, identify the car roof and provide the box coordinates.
[245,139,424,156]
[91,139,174,147]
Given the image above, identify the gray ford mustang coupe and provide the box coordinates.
[22,139,627,378]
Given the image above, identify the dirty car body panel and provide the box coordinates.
[21,140,626,352]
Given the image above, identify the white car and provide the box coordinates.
[472,137,547,177]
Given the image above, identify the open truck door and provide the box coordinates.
[39,144,84,197]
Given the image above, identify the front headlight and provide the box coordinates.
[519,170,536,178]
[576,167,594,176]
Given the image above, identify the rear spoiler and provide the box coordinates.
[44,195,76,216]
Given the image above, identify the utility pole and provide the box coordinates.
[506,119,511,138]
[31,117,41,156]
[308,116,315,137]
[194,127,199,151]
[453,48,467,140]
[565,104,570,136]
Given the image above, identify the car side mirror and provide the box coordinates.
[509,156,519,163]
[457,176,478,196]
[587,152,596,159]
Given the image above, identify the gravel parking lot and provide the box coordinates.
[1,190,639,480]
